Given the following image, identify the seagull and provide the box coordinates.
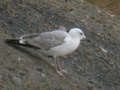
[6,27,86,76]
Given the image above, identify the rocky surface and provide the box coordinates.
[0,0,120,90]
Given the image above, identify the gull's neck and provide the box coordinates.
[69,31,81,40]
[68,31,81,51]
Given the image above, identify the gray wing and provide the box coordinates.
[22,30,68,50]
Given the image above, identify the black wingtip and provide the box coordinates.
[5,39,40,49]
[5,39,20,45]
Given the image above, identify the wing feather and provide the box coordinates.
[20,30,68,50]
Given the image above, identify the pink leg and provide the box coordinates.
[54,57,67,76]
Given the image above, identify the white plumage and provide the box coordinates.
[19,27,86,75]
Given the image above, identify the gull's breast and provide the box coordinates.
[48,38,80,57]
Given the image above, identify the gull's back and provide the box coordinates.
[19,30,69,51]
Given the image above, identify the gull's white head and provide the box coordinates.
[69,28,86,40]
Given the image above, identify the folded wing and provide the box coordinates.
[19,30,69,50]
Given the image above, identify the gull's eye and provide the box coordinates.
[80,33,83,35]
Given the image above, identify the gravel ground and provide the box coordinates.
[0,0,120,90]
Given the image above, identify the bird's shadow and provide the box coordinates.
[5,40,56,73]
